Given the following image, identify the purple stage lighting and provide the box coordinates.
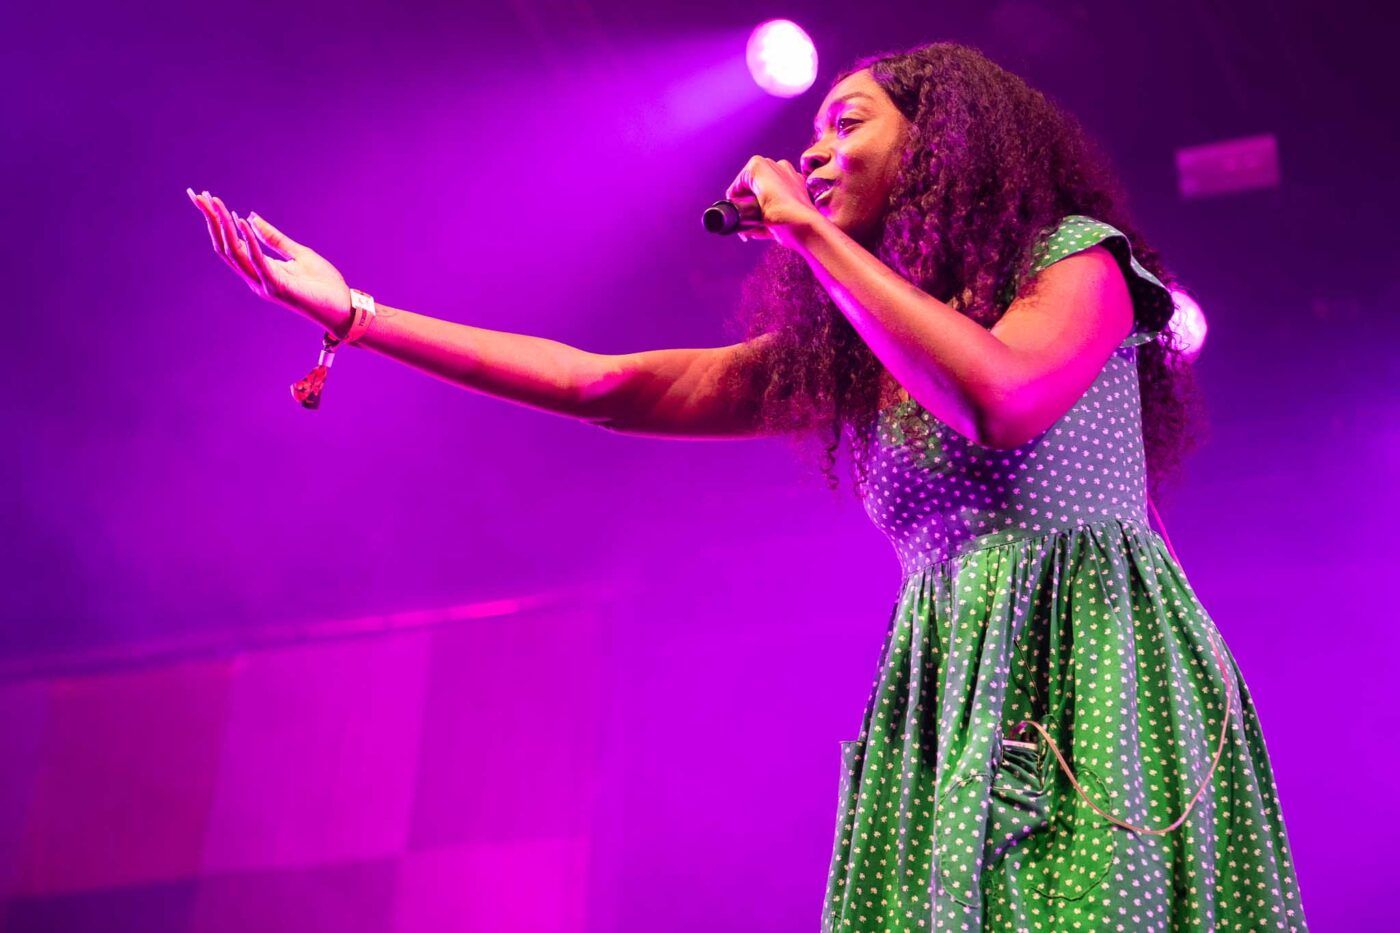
[746,20,818,98]
[1168,288,1208,360]
[1175,133,1281,199]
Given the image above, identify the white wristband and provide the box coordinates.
[335,288,376,346]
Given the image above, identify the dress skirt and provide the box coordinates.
[820,518,1307,931]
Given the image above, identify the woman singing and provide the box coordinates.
[189,40,1304,932]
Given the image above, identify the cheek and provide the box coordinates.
[838,148,894,212]
[834,149,877,192]
[885,142,907,184]
[848,136,900,177]
[872,141,904,195]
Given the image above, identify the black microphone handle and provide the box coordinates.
[703,196,767,235]
[702,199,742,235]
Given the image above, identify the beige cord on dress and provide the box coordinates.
[1008,494,1235,836]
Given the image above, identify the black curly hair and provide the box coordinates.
[722,41,1202,499]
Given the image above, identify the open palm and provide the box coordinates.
[188,188,351,334]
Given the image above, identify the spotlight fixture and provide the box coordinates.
[746,20,817,98]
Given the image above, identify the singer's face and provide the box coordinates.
[800,70,910,243]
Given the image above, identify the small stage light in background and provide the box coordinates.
[1175,133,1280,199]
[746,20,818,97]
[1168,288,1209,360]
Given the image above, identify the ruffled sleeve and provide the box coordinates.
[1025,215,1175,348]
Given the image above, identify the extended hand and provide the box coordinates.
[724,157,822,246]
[188,188,353,335]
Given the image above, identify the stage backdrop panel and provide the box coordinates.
[0,681,49,902]
[13,660,232,896]
[0,594,609,933]
[200,631,431,873]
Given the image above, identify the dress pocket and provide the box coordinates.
[985,732,1124,903]
[1026,758,1125,902]
[836,738,862,801]
[829,738,865,856]
[985,737,1052,870]
[933,733,1047,909]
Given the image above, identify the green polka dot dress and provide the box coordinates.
[821,216,1307,931]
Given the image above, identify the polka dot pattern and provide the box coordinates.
[821,217,1307,931]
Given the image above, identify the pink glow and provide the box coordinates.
[1168,288,1209,359]
[746,20,818,97]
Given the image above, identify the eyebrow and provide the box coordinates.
[811,92,874,139]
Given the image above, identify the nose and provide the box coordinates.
[800,142,828,176]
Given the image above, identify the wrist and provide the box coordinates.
[326,306,353,341]
[782,209,838,253]
[326,288,374,344]
[313,292,353,340]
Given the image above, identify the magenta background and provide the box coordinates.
[3,1,1397,929]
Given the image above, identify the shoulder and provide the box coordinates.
[1021,214,1175,348]
[997,242,1134,346]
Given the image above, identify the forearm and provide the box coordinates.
[351,301,600,419]
[787,218,1014,441]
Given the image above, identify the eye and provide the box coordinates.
[836,116,861,136]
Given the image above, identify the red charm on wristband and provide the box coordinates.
[290,289,375,410]
[291,333,341,409]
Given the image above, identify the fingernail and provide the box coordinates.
[247,211,259,224]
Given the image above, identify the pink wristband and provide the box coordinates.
[293,288,375,410]
[332,288,376,346]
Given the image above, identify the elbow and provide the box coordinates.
[966,382,1046,451]
[571,355,634,429]
[902,383,1034,450]
[970,415,1038,451]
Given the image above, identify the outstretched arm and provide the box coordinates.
[355,304,779,439]
[189,190,779,439]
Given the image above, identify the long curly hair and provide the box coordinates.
[721,42,1201,499]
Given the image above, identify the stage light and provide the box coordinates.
[1167,288,1208,359]
[746,20,817,98]
[1175,134,1280,199]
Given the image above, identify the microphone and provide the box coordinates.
[702,199,742,234]
[702,198,762,235]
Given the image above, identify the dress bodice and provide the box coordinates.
[853,215,1175,577]
[858,348,1151,577]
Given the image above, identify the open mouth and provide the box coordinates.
[810,182,836,207]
